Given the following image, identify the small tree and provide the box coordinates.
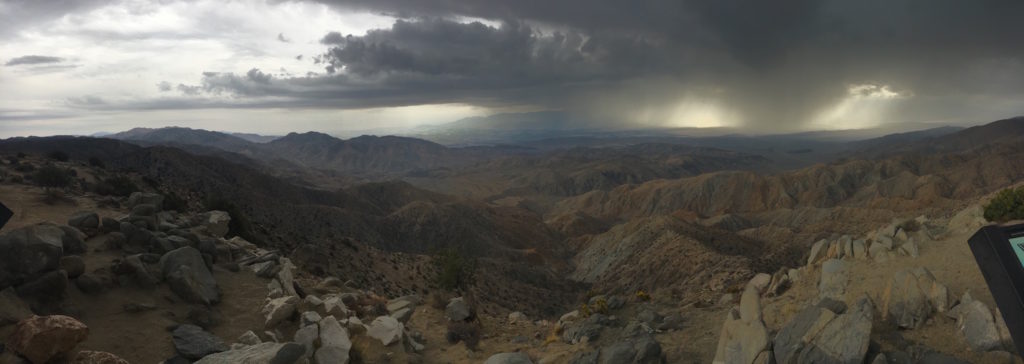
[432,248,477,291]
[984,186,1024,222]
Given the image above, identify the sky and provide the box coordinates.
[1,0,1023,138]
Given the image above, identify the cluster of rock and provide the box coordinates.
[177,247,433,363]
[548,295,668,364]
[712,213,1020,364]
[714,273,875,364]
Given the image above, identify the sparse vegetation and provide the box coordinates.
[635,289,651,302]
[984,186,1024,222]
[432,248,477,291]
[33,165,73,190]
[47,150,69,162]
[93,175,138,196]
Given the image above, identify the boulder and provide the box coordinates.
[0,287,32,327]
[292,323,318,360]
[68,211,100,236]
[6,315,89,364]
[127,192,164,211]
[366,316,404,346]
[100,217,120,234]
[59,256,86,279]
[563,314,611,344]
[119,222,155,254]
[321,295,350,318]
[194,342,306,364]
[172,324,228,360]
[445,297,471,321]
[484,352,534,364]
[713,285,769,364]
[766,268,792,297]
[391,307,413,323]
[201,211,231,238]
[797,296,873,364]
[881,269,949,329]
[300,311,322,327]
[509,311,529,325]
[316,316,352,364]
[57,225,87,255]
[275,259,298,297]
[899,239,920,258]
[0,225,65,289]
[851,239,868,259]
[237,330,261,346]
[773,305,837,364]
[118,254,160,289]
[807,239,828,266]
[73,350,130,364]
[74,274,106,295]
[955,300,1002,352]
[818,259,847,299]
[16,270,69,302]
[262,296,298,330]
[159,247,220,304]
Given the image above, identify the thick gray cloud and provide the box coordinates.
[5,55,65,66]
[163,0,1019,130]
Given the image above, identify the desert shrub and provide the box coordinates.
[635,289,651,302]
[88,157,105,168]
[33,165,73,190]
[446,321,481,350]
[898,219,921,232]
[984,187,1024,222]
[47,151,69,162]
[8,175,23,184]
[429,292,450,310]
[93,175,137,196]
[432,248,477,291]
[41,189,74,205]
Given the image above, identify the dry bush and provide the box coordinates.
[446,321,482,350]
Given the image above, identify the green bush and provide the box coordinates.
[432,248,477,291]
[984,187,1024,222]
[33,166,73,190]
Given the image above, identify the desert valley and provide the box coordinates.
[1,116,1024,363]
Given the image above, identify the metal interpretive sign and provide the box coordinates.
[969,223,1024,354]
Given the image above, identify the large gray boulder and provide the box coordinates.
[172,324,228,360]
[0,225,65,289]
[807,240,828,266]
[774,296,873,364]
[484,352,534,364]
[159,247,220,305]
[881,268,949,329]
[194,342,306,364]
[955,300,1002,352]
[262,296,298,330]
[366,316,403,346]
[315,316,352,364]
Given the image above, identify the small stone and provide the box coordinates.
[172,324,228,359]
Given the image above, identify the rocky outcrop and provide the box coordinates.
[262,296,298,330]
[773,296,873,364]
[68,211,100,237]
[0,287,32,326]
[316,316,353,364]
[6,315,89,364]
[366,316,403,346]
[818,259,847,299]
[713,279,770,364]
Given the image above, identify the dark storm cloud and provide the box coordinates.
[152,0,1024,129]
[5,55,65,66]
